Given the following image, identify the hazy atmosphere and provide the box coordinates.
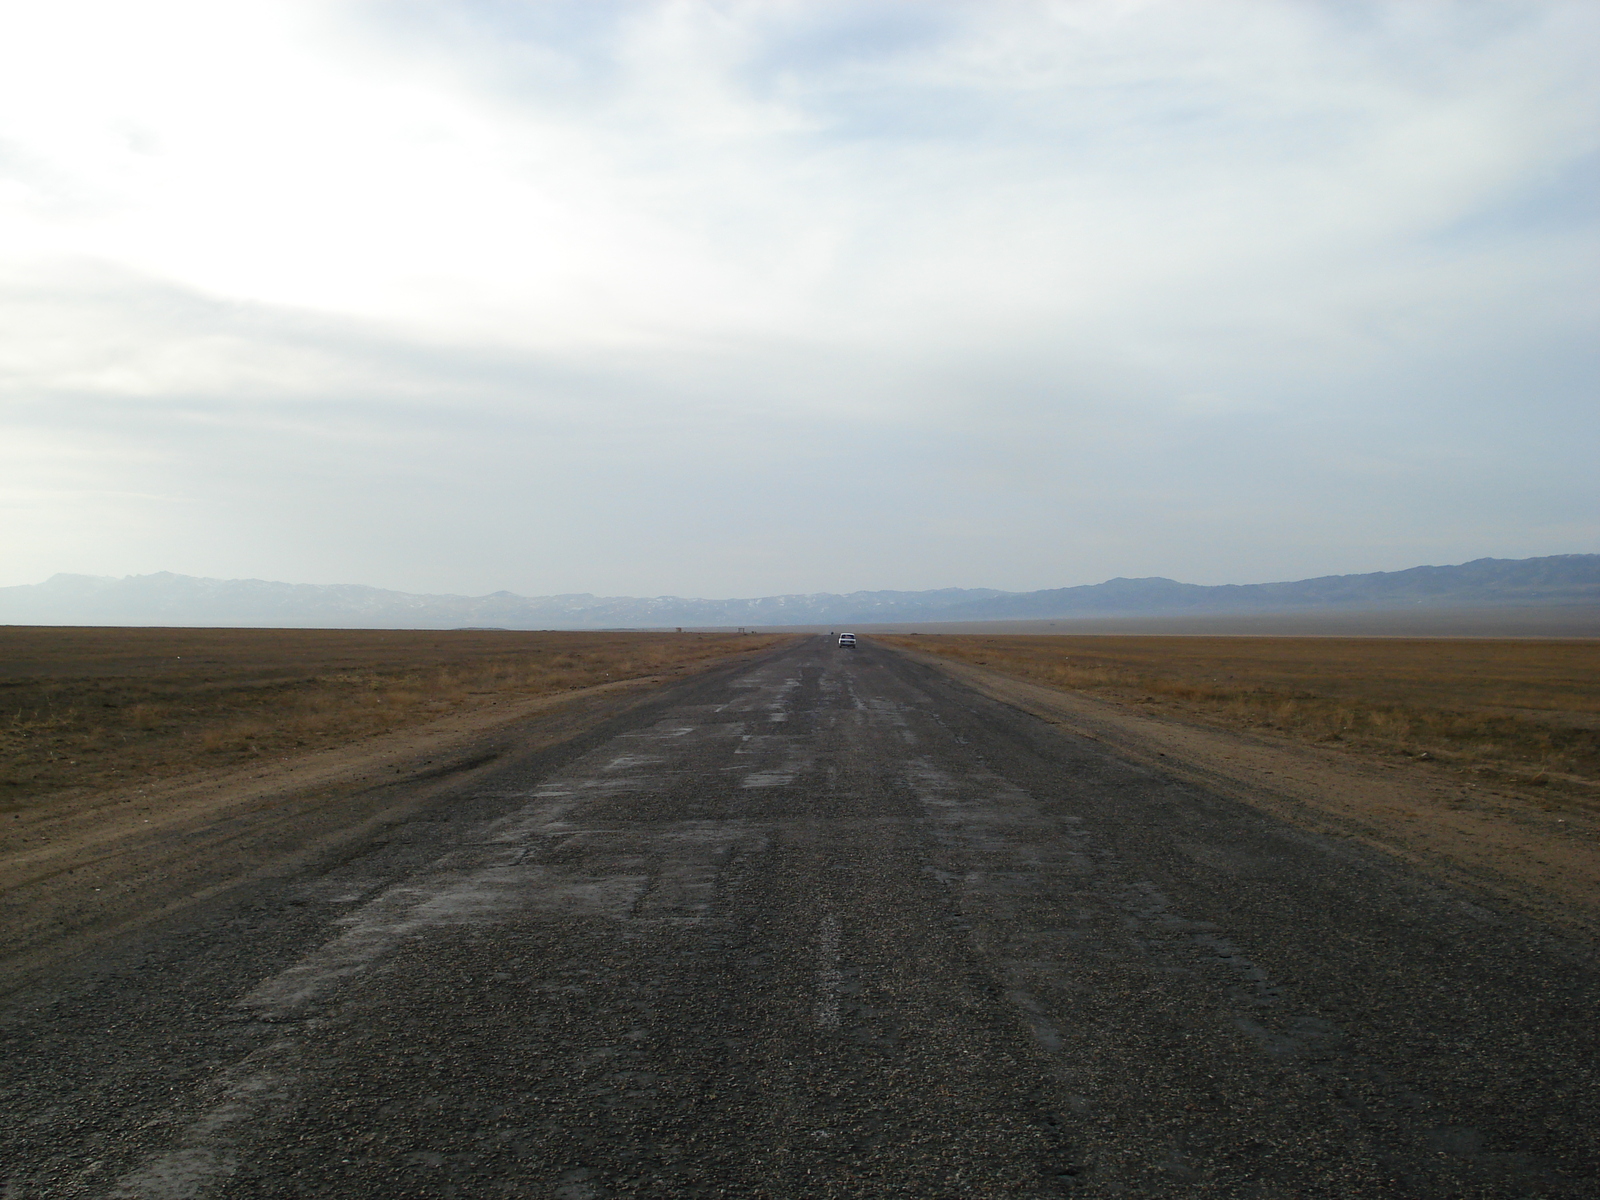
[3,0,1596,598]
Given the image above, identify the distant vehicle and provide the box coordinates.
[838,633,856,648]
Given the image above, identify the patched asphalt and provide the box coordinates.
[4,635,1597,1198]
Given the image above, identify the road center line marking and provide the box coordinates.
[815,912,842,1030]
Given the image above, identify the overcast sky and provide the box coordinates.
[2,0,1595,598]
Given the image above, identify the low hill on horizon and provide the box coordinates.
[1,555,1596,630]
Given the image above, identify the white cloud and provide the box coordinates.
[1,0,1595,594]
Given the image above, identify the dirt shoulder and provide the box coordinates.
[889,644,1600,939]
[0,645,785,994]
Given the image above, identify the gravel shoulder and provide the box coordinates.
[888,643,1600,938]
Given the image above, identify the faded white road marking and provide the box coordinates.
[815,912,843,1030]
[742,769,793,788]
[105,1041,300,1199]
[738,740,812,789]
[240,864,646,1019]
[603,753,667,771]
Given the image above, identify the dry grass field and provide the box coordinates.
[0,627,786,813]
[879,634,1600,804]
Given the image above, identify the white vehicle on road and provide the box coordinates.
[837,633,857,648]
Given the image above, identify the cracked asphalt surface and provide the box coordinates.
[4,635,1598,1197]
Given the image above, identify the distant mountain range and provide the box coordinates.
[1,555,1596,630]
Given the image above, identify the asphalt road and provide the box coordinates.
[4,636,1597,1198]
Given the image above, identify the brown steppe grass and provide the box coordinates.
[1,627,786,813]
[879,634,1600,805]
